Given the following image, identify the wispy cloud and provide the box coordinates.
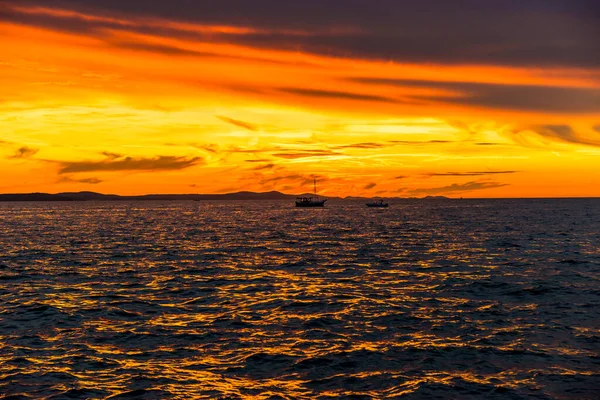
[110,40,220,57]
[280,87,398,103]
[251,163,276,170]
[529,124,600,147]
[10,146,39,159]
[426,171,518,177]
[256,172,328,188]
[273,149,340,159]
[331,142,387,150]
[55,155,203,174]
[259,173,304,185]
[244,158,273,163]
[58,176,103,184]
[390,140,453,145]
[407,180,508,196]
[192,143,219,153]
[364,182,377,189]
[101,151,122,159]
[217,116,258,131]
[350,77,600,113]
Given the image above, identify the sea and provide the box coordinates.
[0,199,598,399]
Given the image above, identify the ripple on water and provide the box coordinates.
[0,199,599,398]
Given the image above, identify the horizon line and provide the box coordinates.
[0,190,599,200]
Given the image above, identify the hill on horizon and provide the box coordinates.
[0,190,451,201]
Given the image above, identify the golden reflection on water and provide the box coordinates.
[0,200,599,398]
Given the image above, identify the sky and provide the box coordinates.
[1,0,599,197]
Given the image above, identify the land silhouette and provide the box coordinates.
[0,191,449,201]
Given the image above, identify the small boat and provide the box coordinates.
[366,199,388,208]
[296,179,327,207]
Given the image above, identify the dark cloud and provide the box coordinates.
[112,40,218,57]
[427,171,518,177]
[101,151,122,159]
[5,0,598,68]
[56,155,203,174]
[59,176,103,184]
[190,143,219,153]
[280,87,397,103]
[109,39,321,67]
[244,158,273,163]
[251,163,276,171]
[594,125,600,133]
[394,175,407,179]
[331,142,387,149]
[530,124,600,146]
[10,146,39,159]
[407,180,509,196]
[225,145,275,154]
[364,182,377,189]
[350,78,600,113]
[390,140,453,145]
[476,142,501,146]
[273,150,340,159]
[259,173,304,184]
[217,116,258,131]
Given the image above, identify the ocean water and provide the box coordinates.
[0,199,599,399]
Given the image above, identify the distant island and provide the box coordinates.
[0,191,451,202]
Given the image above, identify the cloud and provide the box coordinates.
[110,40,215,57]
[10,146,39,159]
[331,142,387,150]
[279,88,397,103]
[350,78,600,113]
[259,173,304,184]
[364,182,377,189]
[189,143,219,153]
[225,145,276,154]
[58,176,103,184]
[390,140,453,145]
[394,175,407,179]
[108,39,315,67]
[244,158,272,163]
[407,180,509,196]
[55,155,203,174]
[101,151,122,159]
[426,171,518,177]
[251,163,276,170]
[273,149,340,159]
[4,1,599,68]
[216,116,258,131]
[256,173,328,188]
[529,124,600,146]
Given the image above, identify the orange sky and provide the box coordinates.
[1,2,599,197]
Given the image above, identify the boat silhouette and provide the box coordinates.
[366,199,388,208]
[296,179,327,207]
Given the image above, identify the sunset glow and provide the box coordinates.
[1,1,599,197]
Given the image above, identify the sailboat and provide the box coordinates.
[296,178,327,207]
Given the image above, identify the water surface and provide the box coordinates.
[1,199,599,399]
